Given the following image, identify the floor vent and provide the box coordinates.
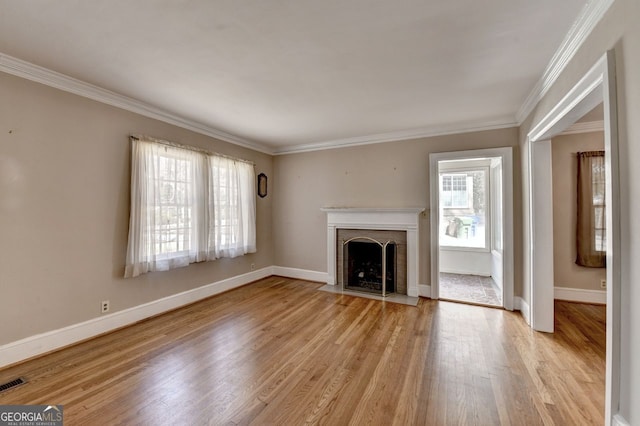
[0,377,27,393]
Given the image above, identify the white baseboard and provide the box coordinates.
[554,286,606,304]
[440,269,491,277]
[418,284,431,298]
[0,266,273,369]
[272,266,328,283]
[515,297,531,325]
[612,414,630,426]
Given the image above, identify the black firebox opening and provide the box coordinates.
[346,241,395,294]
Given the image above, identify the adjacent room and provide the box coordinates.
[1,1,638,425]
[436,156,504,307]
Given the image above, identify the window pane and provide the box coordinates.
[595,230,606,252]
[145,152,195,257]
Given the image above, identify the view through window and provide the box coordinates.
[439,169,488,249]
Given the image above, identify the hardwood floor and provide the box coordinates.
[0,277,605,425]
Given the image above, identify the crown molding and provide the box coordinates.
[516,0,615,124]
[559,120,604,135]
[0,53,275,155]
[273,118,518,155]
[0,53,518,156]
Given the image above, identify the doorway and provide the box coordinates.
[437,158,501,306]
[429,147,514,310]
[526,51,619,421]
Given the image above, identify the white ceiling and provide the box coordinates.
[0,0,588,153]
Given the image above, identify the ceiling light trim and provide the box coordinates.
[274,119,519,155]
[516,0,615,124]
[0,53,274,155]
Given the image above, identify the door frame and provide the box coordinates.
[429,147,514,310]
[526,50,620,423]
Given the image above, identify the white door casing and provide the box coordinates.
[526,50,620,425]
[429,147,514,311]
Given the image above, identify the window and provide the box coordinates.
[125,138,256,278]
[441,174,469,208]
[209,156,256,259]
[153,153,196,257]
[439,168,489,249]
[592,159,606,252]
[576,151,606,267]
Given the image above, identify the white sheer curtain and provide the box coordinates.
[125,140,208,277]
[208,156,256,259]
[125,138,255,278]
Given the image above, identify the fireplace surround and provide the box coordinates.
[321,207,424,297]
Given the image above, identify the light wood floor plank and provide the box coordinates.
[0,277,605,425]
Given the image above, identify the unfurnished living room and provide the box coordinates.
[0,1,638,425]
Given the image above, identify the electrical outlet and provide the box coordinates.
[101,300,110,313]
[250,263,256,271]
[600,279,607,289]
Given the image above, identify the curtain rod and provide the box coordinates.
[576,150,605,157]
[130,134,255,166]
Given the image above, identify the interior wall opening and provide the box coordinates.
[437,156,504,307]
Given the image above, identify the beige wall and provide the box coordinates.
[272,128,520,292]
[0,72,273,345]
[552,131,606,291]
[519,0,640,420]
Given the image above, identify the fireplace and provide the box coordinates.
[338,229,406,295]
[322,207,424,298]
[344,237,396,296]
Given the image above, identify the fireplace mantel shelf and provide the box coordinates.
[322,207,424,297]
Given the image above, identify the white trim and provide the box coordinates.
[0,267,273,369]
[516,0,615,123]
[528,55,607,142]
[274,120,517,155]
[272,266,328,283]
[429,147,514,311]
[515,297,531,326]
[418,284,431,298]
[0,53,274,155]
[529,139,555,333]
[321,208,424,297]
[440,268,491,277]
[612,414,630,426]
[554,287,607,304]
[560,120,605,135]
[526,51,620,426]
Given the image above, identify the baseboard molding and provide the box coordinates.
[515,297,531,325]
[554,286,606,304]
[440,269,491,277]
[0,266,273,369]
[418,284,431,298]
[272,266,328,283]
[613,414,630,426]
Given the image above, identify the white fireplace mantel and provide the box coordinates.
[321,207,425,297]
